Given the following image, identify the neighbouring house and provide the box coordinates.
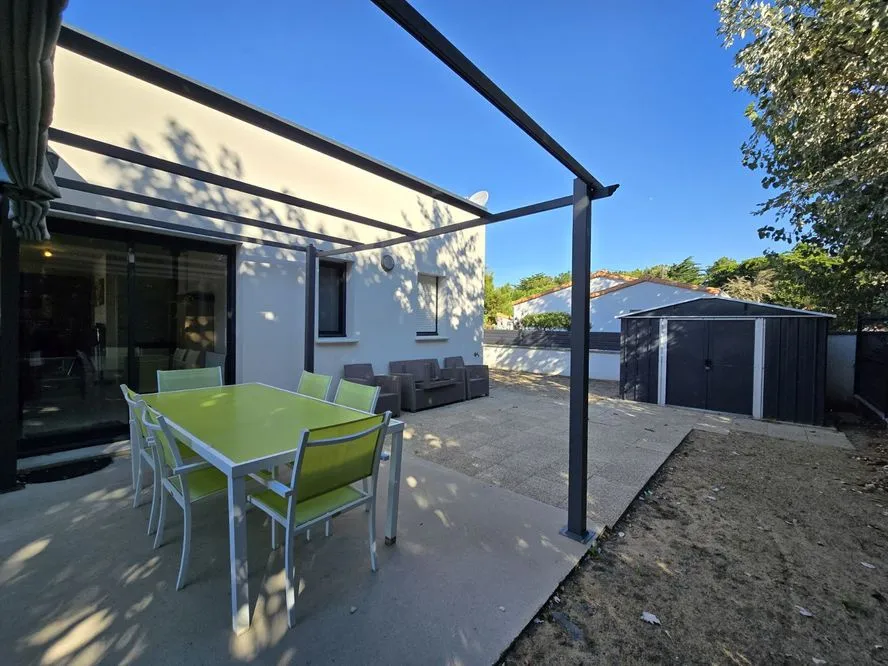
[511,270,722,330]
[7,29,485,456]
[485,271,723,380]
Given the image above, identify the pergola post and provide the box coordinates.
[562,178,593,542]
[0,197,23,492]
[303,244,317,372]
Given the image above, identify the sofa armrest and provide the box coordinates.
[439,367,465,382]
[465,364,489,380]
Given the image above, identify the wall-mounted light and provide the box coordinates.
[381,254,395,272]
[42,250,53,258]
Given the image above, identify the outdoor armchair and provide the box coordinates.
[342,363,401,416]
[444,356,490,399]
[247,412,391,628]
[388,359,466,411]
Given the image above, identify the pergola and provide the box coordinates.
[0,0,617,542]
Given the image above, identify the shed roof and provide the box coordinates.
[619,296,834,319]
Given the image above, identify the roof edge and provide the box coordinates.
[512,272,720,306]
[57,24,488,218]
[617,295,835,318]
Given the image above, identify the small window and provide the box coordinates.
[416,273,440,336]
[318,260,346,337]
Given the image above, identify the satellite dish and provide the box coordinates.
[469,190,489,208]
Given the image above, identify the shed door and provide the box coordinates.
[665,320,755,415]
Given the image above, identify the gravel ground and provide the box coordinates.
[502,423,888,665]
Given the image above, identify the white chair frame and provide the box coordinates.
[247,412,391,628]
[142,406,226,590]
[120,385,161,534]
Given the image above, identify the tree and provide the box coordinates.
[723,268,777,301]
[717,0,888,271]
[483,270,513,325]
[665,257,703,284]
[512,272,562,300]
[705,257,741,287]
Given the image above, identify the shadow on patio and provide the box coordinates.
[1,443,588,665]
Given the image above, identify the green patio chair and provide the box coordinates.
[247,411,391,628]
[156,367,223,393]
[142,405,228,590]
[333,379,380,413]
[332,379,381,515]
[296,370,333,401]
[120,385,161,534]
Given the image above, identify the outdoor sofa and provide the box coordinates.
[388,358,466,411]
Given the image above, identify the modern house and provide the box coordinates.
[8,29,486,456]
[485,272,722,380]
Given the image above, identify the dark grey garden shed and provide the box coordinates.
[619,297,833,425]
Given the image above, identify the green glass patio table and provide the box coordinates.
[142,382,405,634]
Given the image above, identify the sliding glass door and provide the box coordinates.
[17,219,233,454]
[19,233,131,444]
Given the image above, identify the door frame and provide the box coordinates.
[657,316,766,419]
[9,216,238,457]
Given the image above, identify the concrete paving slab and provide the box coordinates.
[0,453,588,666]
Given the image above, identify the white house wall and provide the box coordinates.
[48,48,485,387]
[512,276,624,319]
[588,283,715,332]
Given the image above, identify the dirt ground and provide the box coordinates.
[502,423,888,665]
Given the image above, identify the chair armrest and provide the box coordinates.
[247,472,294,497]
[465,364,489,380]
[390,372,415,389]
[173,460,211,475]
[374,374,401,394]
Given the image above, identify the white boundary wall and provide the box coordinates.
[483,345,620,381]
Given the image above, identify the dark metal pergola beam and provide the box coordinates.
[371,0,616,197]
[58,25,489,219]
[49,128,420,238]
[50,202,305,252]
[320,195,572,258]
[55,177,358,248]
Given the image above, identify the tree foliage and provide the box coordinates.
[483,270,514,325]
[486,244,887,330]
[521,312,572,330]
[717,0,888,271]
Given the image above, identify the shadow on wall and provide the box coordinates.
[484,345,571,376]
[56,119,484,373]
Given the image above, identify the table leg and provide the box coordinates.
[227,475,251,634]
[385,429,403,545]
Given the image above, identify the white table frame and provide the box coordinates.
[150,382,405,634]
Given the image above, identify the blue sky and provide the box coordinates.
[64,1,782,285]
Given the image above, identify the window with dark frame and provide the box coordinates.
[416,273,439,336]
[318,260,347,337]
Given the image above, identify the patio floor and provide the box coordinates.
[407,370,851,532]
[1,446,589,665]
[0,370,850,665]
